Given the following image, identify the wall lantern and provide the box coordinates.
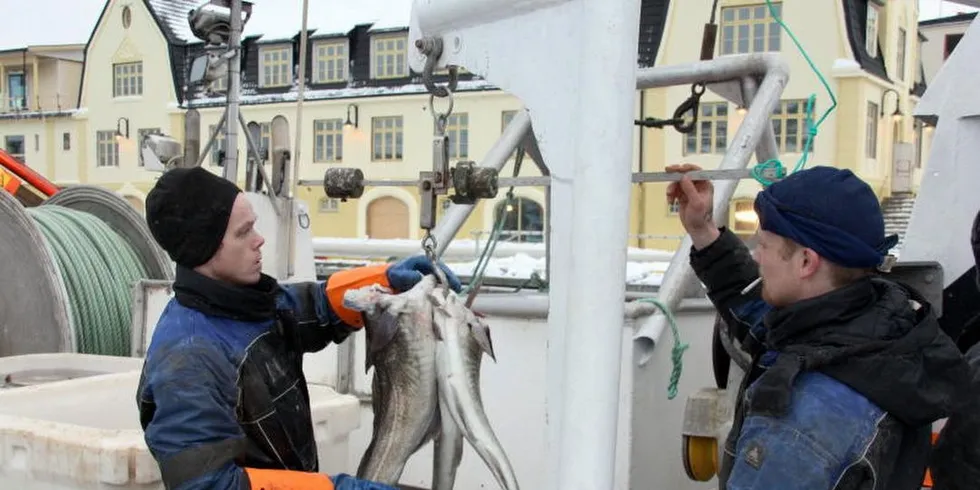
[344,103,359,129]
[880,88,903,122]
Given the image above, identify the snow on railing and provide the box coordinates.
[312,236,674,286]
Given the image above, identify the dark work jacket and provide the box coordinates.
[690,228,970,490]
[930,342,980,490]
[136,266,355,489]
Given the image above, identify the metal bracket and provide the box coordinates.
[310,166,775,196]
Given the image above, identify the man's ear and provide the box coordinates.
[799,248,822,279]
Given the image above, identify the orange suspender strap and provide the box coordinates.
[921,431,940,488]
[244,467,335,490]
[325,264,391,329]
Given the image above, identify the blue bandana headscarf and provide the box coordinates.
[754,166,899,269]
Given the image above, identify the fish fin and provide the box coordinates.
[368,311,401,358]
[469,316,497,362]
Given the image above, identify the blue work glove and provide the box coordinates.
[331,473,399,489]
[386,255,463,293]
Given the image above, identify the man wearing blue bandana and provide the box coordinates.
[666,163,970,490]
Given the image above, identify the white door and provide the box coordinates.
[892,142,914,193]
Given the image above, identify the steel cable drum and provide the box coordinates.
[45,185,174,281]
[0,190,74,356]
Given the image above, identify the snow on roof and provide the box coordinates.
[149,0,412,44]
[147,0,200,43]
[0,0,104,51]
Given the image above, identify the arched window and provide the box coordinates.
[494,197,544,243]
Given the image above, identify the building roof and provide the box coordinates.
[841,0,890,82]
[146,0,414,45]
[0,0,104,51]
[919,11,978,27]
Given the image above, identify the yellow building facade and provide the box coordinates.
[1,0,932,252]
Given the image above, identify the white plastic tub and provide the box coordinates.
[0,353,143,389]
[0,371,361,489]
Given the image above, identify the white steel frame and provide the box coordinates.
[407,0,790,488]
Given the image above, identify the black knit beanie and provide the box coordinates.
[145,167,242,268]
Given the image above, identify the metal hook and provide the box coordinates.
[418,37,459,98]
[672,83,706,134]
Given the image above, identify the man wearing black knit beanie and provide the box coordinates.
[136,167,461,490]
[665,163,970,490]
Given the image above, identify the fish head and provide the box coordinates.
[466,309,497,362]
[343,283,412,373]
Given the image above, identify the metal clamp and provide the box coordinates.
[450,161,499,205]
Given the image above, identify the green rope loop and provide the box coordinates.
[26,205,147,356]
[635,297,689,400]
[748,0,838,188]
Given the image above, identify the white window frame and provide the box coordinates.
[318,197,340,213]
[371,33,408,79]
[770,99,812,154]
[4,135,25,163]
[439,113,469,159]
[719,3,782,55]
[260,45,292,88]
[684,102,728,155]
[372,116,404,161]
[96,130,119,167]
[113,62,143,97]
[313,118,344,162]
[866,6,879,57]
[314,39,348,83]
[866,101,879,159]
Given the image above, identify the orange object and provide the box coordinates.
[0,167,21,194]
[0,148,58,197]
[922,431,940,487]
[243,467,334,490]
[325,264,391,328]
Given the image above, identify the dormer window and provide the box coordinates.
[372,33,408,79]
[866,5,879,57]
[314,40,348,83]
[260,45,292,88]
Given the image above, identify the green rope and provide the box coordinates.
[749,0,838,187]
[27,206,147,356]
[461,192,515,295]
[635,297,689,400]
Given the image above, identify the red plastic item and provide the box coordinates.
[0,148,58,197]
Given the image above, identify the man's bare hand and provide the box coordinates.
[665,163,720,249]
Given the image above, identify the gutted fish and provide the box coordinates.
[344,276,441,485]
[430,289,521,490]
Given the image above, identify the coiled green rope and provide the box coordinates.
[26,206,147,356]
